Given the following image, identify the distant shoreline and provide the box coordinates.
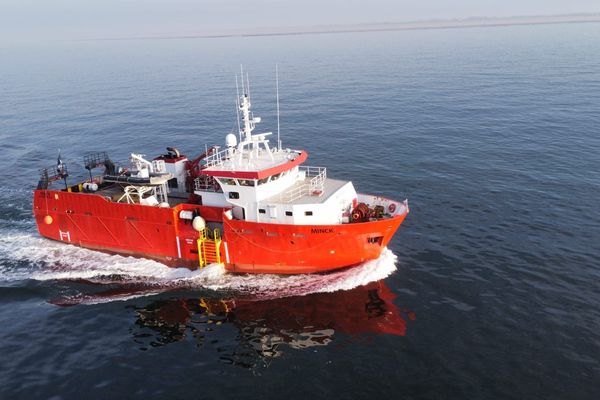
[95,13,600,41]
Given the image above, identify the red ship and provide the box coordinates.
[33,72,409,274]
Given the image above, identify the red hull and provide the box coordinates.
[33,189,407,274]
[223,215,405,273]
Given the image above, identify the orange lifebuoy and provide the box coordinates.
[388,203,396,213]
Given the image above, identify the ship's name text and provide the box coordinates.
[311,228,334,234]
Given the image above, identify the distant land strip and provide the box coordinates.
[95,13,600,41]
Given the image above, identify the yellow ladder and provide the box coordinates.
[197,228,222,268]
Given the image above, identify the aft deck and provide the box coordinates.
[84,182,188,207]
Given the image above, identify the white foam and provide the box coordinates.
[187,249,398,300]
[53,290,166,306]
[0,229,180,283]
[0,227,398,302]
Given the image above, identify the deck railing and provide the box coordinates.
[194,175,220,192]
[304,166,326,194]
[279,166,326,202]
[203,148,230,169]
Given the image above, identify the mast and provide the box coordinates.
[240,92,253,142]
[276,64,281,151]
[238,65,255,142]
[235,75,242,140]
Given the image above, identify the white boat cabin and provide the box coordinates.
[192,78,357,225]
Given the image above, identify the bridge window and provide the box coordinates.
[257,178,269,185]
[219,178,238,185]
[228,192,240,199]
[270,173,281,182]
[238,179,255,186]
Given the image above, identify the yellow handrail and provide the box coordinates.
[197,227,222,268]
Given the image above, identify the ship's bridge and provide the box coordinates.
[191,72,354,224]
[202,140,307,181]
[193,132,328,221]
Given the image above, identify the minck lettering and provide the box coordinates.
[311,228,334,234]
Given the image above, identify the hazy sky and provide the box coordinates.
[2,0,599,41]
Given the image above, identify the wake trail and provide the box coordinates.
[0,231,398,303]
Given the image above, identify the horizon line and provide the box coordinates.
[86,13,600,42]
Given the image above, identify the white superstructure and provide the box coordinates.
[192,70,358,225]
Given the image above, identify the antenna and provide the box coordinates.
[235,99,241,140]
[276,64,281,151]
[235,75,242,139]
[246,72,250,98]
[240,65,245,95]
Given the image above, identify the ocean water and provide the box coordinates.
[1,23,600,399]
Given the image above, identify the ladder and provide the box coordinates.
[197,228,222,268]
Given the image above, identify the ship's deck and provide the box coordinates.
[93,184,127,202]
[204,148,299,174]
[263,178,348,205]
[91,183,188,207]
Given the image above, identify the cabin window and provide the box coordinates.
[305,211,313,216]
[168,178,178,189]
[259,209,266,214]
[229,192,240,199]
[285,211,293,216]
[270,173,281,182]
[238,179,255,187]
[221,178,238,185]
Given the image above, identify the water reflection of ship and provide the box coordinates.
[131,281,415,368]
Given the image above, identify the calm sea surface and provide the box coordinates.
[1,23,599,399]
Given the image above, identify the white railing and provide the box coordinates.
[194,176,220,192]
[203,148,230,168]
[279,166,326,203]
[304,166,326,194]
[356,194,410,216]
[279,183,307,203]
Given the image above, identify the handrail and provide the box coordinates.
[194,176,220,192]
[278,166,326,202]
[203,148,231,168]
